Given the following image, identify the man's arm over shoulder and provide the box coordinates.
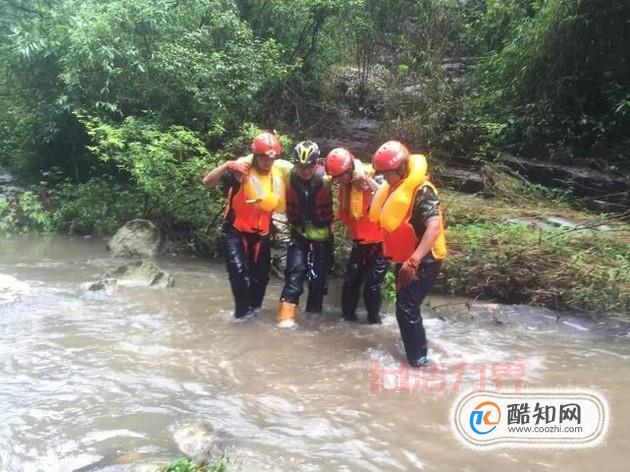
[203,160,248,187]
[273,158,294,182]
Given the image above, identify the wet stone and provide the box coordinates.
[108,219,162,258]
[86,260,174,290]
[173,422,216,462]
[506,217,555,231]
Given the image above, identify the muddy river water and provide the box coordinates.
[1,235,629,471]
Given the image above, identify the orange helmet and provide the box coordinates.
[251,132,281,157]
[325,148,354,177]
[372,140,409,172]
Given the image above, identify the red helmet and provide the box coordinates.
[251,132,281,157]
[372,140,410,172]
[325,148,354,177]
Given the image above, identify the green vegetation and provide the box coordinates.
[445,219,630,313]
[0,191,53,233]
[465,0,630,165]
[437,168,630,313]
[1,0,627,313]
[161,458,228,472]
[4,1,627,176]
[379,188,630,314]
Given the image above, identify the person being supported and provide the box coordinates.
[277,141,334,328]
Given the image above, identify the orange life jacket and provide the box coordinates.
[338,182,383,244]
[225,168,283,235]
[377,181,447,263]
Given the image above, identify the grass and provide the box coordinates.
[381,166,630,315]
[160,458,228,472]
[443,220,629,313]
[436,166,629,314]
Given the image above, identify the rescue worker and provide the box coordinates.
[369,140,447,367]
[277,141,334,328]
[202,132,285,319]
[324,148,388,324]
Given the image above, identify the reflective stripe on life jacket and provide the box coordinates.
[243,166,286,213]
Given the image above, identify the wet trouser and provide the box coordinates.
[281,235,332,313]
[223,226,271,318]
[395,258,442,366]
[342,242,388,323]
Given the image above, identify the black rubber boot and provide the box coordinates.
[364,281,383,324]
[281,238,308,306]
[305,239,330,313]
[364,243,388,324]
[394,259,441,363]
[341,243,363,321]
[395,310,428,364]
[341,282,360,321]
[305,287,324,313]
[223,229,251,318]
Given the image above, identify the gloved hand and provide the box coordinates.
[396,256,419,293]
[226,160,250,175]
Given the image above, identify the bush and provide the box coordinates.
[79,115,225,246]
[0,0,288,177]
[0,191,53,234]
[444,221,630,313]
[47,176,144,234]
[467,0,630,161]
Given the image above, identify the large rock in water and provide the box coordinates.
[0,274,31,304]
[108,219,161,258]
[173,422,216,463]
[86,260,174,290]
[106,260,174,288]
